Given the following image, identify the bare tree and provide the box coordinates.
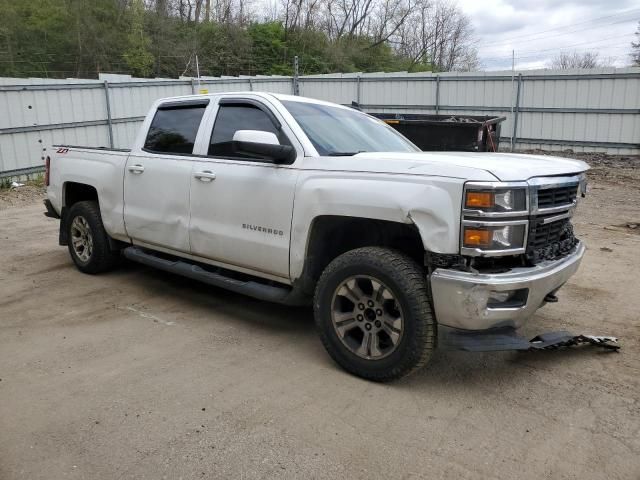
[322,0,376,39]
[395,0,478,71]
[154,0,168,16]
[283,0,386,41]
[260,0,281,21]
[206,0,253,24]
[194,0,205,23]
[277,0,478,71]
[367,0,414,48]
[549,51,601,69]
[282,0,313,37]
[143,0,478,74]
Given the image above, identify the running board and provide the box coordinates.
[123,246,306,305]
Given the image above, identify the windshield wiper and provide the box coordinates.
[327,151,365,156]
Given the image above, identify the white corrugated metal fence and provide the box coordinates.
[1,68,639,177]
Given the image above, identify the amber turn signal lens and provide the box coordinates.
[465,191,494,209]
[464,228,492,247]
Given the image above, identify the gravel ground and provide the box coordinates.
[0,158,639,479]
[0,184,46,211]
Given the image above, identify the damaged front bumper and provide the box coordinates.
[430,242,585,331]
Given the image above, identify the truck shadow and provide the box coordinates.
[116,259,315,333]
[116,260,618,388]
[403,340,620,390]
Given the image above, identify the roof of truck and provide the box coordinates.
[155,91,352,110]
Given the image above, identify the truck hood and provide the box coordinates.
[309,152,589,182]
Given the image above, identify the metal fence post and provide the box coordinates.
[356,75,361,104]
[190,78,196,95]
[248,78,253,91]
[293,56,299,95]
[103,81,114,149]
[435,75,440,115]
[511,73,522,152]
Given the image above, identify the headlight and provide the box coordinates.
[462,221,528,255]
[579,175,588,198]
[461,182,530,256]
[464,188,527,213]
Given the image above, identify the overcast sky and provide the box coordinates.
[458,0,640,70]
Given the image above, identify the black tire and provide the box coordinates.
[314,247,436,382]
[66,201,119,274]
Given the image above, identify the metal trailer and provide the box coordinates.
[370,113,506,152]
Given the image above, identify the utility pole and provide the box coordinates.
[510,50,515,152]
[293,55,300,96]
[512,73,522,153]
[195,54,206,94]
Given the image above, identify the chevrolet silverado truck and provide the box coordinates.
[44,92,588,381]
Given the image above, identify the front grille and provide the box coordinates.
[526,216,578,264]
[536,185,578,210]
[461,176,584,265]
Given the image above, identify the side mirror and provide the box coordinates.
[233,130,280,145]
[232,130,295,164]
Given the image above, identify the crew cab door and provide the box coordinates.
[189,98,301,280]
[124,99,208,252]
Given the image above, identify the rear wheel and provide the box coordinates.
[314,247,436,381]
[66,201,119,274]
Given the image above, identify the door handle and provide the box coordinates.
[194,170,216,182]
[128,164,145,174]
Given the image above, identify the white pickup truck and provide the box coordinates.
[45,92,589,381]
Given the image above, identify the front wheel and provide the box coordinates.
[66,201,119,274]
[314,247,436,382]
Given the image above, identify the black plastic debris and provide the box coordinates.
[529,332,620,351]
[440,326,620,352]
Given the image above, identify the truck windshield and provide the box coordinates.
[282,100,419,156]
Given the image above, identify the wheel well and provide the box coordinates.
[64,182,98,207]
[299,216,424,293]
[59,182,99,247]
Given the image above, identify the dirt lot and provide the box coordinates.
[1,160,639,479]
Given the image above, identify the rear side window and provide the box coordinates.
[144,104,206,154]
[209,104,289,158]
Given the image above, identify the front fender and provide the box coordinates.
[289,172,465,280]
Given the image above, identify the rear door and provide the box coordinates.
[124,99,208,253]
[189,98,301,280]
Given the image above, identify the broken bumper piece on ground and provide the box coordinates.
[439,326,620,352]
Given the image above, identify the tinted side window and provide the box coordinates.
[144,105,206,154]
[209,104,289,158]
